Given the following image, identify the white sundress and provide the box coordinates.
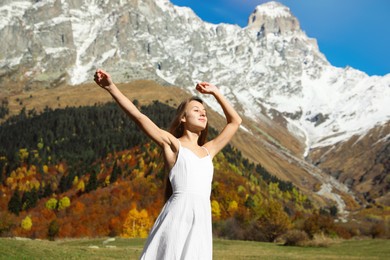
[140,140,214,260]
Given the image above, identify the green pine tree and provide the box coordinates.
[8,189,22,216]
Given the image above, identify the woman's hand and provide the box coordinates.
[195,82,219,95]
[94,69,115,90]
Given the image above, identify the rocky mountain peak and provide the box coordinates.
[246,1,300,35]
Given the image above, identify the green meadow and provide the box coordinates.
[1,237,389,259]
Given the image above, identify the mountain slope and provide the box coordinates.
[0,98,317,240]
[0,81,357,218]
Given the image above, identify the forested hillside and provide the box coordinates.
[0,101,382,241]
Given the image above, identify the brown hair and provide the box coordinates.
[164,96,209,201]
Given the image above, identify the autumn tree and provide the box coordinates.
[256,199,292,242]
[58,196,71,210]
[21,215,32,231]
[122,207,152,238]
[211,200,221,220]
[228,200,239,216]
[46,198,58,210]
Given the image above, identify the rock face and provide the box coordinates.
[247,1,300,34]
[1,0,389,207]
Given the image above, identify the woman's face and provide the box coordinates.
[182,100,207,131]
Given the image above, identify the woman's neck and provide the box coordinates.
[180,130,200,146]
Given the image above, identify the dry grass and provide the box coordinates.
[301,233,341,248]
[0,80,189,119]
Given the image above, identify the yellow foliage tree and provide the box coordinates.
[16,166,27,180]
[269,182,283,199]
[292,187,307,205]
[37,139,44,150]
[228,200,238,215]
[122,207,152,238]
[46,198,58,210]
[19,148,29,162]
[58,197,71,210]
[5,176,14,188]
[77,180,85,193]
[30,178,40,190]
[138,157,145,170]
[211,200,221,220]
[21,215,32,231]
[26,165,37,176]
[105,175,110,186]
[73,176,79,186]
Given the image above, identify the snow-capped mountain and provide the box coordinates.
[1,0,388,152]
[1,0,389,208]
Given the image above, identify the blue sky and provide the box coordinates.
[170,0,390,76]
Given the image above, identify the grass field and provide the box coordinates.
[1,237,389,259]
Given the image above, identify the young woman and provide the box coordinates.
[94,69,242,259]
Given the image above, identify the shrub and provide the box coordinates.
[303,213,335,238]
[214,218,245,240]
[370,221,386,239]
[301,233,339,248]
[332,224,353,239]
[281,229,309,246]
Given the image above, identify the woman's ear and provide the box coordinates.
[180,112,186,123]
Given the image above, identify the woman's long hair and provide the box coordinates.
[164,96,209,201]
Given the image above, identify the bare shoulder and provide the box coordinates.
[202,141,216,159]
[160,130,179,151]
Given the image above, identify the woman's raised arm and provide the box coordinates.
[94,69,176,149]
[196,82,242,158]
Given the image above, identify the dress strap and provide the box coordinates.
[201,146,210,156]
